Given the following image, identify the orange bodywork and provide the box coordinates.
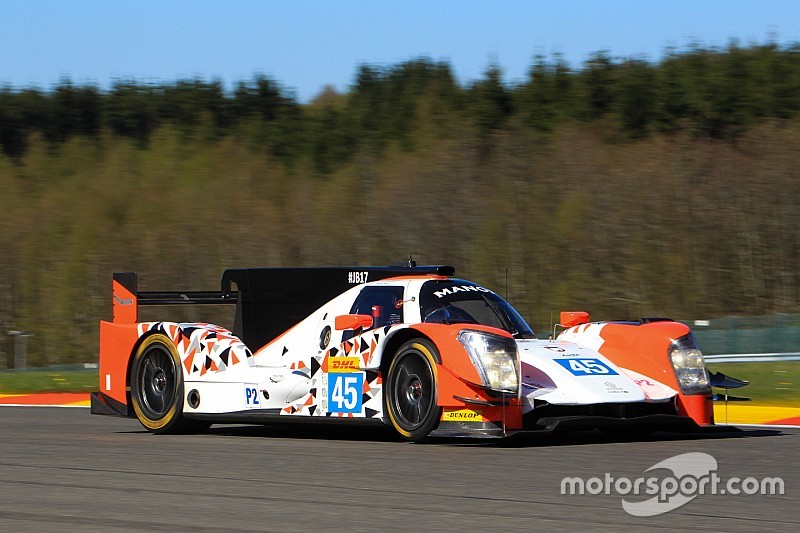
[112,280,137,323]
[97,278,143,407]
[98,320,139,406]
[335,314,373,331]
[590,321,713,425]
[409,323,524,430]
[560,311,589,327]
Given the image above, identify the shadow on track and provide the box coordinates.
[118,422,787,448]
[495,426,786,448]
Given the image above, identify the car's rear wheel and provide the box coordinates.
[385,339,442,442]
[130,333,200,434]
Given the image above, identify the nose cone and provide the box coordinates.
[516,339,646,405]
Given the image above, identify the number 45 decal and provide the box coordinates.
[555,358,618,376]
[328,373,364,413]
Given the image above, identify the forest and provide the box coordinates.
[0,41,798,366]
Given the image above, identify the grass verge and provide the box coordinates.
[707,361,799,407]
[0,367,98,394]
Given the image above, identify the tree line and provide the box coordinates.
[0,41,799,366]
[3,42,800,170]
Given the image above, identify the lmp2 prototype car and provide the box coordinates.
[91,265,730,441]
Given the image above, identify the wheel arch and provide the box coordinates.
[378,328,440,377]
[128,321,251,387]
[378,324,489,406]
[125,326,191,412]
[126,331,161,390]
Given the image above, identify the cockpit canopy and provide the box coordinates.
[419,279,536,339]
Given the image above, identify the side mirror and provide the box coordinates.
[335,314,373,331]
[560,311,589,328]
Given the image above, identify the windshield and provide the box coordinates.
[419,279,536,339]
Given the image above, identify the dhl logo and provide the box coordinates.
[328,357,361,373]
[441,409,484,422]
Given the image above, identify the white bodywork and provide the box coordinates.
[517,339,677,414]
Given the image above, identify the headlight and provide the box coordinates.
[457,330,519,393]
[669,334,710,394]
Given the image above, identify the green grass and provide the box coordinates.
[0,368,98,394]
[707,361,800,407]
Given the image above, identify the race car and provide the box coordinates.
[91,264,741,441]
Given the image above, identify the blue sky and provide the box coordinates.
[2,0,799,101]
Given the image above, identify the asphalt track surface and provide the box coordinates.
[0,407,795,532]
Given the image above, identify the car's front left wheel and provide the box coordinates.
[385,339,442,442]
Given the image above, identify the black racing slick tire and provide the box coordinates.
[385,339,442,442]
[130,333,197,434]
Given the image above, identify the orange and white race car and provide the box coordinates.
[91,264,742,441]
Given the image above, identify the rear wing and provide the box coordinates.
[110,272,235,325]
[112,265,455,350]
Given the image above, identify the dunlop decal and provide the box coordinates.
[442,409,484,422]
